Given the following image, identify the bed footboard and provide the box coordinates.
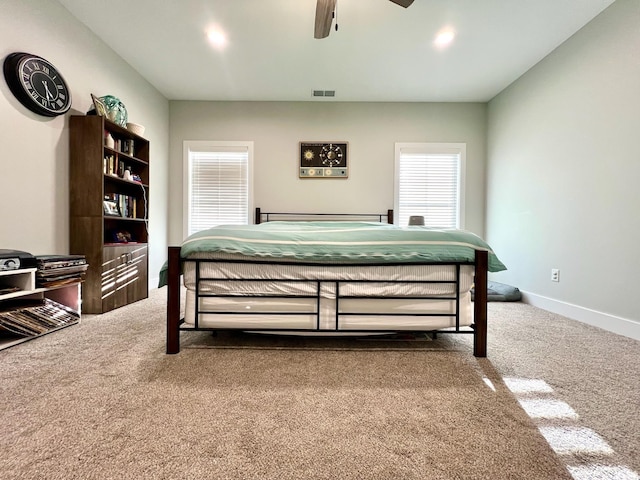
[165,247,489,357]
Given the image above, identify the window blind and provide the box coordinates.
[396,147,462,228]
[188,147,249,235]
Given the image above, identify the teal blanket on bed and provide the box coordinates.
[158,222,506,287]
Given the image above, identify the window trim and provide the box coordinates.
[393,142,466,229]
[182,140,254,238]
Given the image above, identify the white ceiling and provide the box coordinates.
[56,0,615,102]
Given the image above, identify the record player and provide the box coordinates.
[0,249,37,271]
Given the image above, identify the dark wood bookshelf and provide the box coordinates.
[69,115,149,314]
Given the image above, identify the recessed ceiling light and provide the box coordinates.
[207,28,227,48]
[434,29,455,48]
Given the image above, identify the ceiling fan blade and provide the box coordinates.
[388,0,414,7]
[314,0,337,39]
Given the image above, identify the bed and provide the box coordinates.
[162,209,506,357]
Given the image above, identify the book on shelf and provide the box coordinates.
[121,139,134,156]
[103,154,116,175]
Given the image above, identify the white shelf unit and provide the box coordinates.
[0,268,81,351]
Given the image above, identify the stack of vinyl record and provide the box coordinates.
[0,299,79,336]
[35,255,88,288]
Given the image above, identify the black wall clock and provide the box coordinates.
[300,142,348,178]
[3,52,72,117]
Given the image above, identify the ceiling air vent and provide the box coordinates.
[312,90,336,97]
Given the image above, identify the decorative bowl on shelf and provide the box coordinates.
[99,95,128,127]
[126,122,145,136]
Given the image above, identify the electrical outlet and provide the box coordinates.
[551,269,560,282]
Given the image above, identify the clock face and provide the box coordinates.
[300,142,348,178]
[3,52,72,117]
[320,144,344,167]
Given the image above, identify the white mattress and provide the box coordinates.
[182,255,475,332]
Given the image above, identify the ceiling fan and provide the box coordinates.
[314,0,415,39]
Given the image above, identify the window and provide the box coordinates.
[394,143,465,228]
[183,141,254,237]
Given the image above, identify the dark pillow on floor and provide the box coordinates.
[471,281,521,302]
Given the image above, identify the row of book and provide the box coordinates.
[103,155,143,181]
[0,298,79,337]
[104,154,118,176]
[103,193,138,219]
[106,136,135,156]
[35,255,88,288]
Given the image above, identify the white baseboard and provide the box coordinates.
[149,275,160,291]
[520,291,640,341]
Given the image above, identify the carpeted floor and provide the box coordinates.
[0,288,638,479]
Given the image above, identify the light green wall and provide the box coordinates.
[487,0,640,335]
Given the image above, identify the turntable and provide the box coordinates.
[0,249,37,271]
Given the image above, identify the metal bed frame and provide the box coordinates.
[166,210,488,357]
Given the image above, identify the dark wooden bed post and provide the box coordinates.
[473,249,488,357]
[255,207,262,224]
[166,246,182,354]
[387,209,394,224]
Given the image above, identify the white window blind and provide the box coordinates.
[394,143,465,228]
[184,142,253,236]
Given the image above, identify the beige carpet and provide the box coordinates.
[1,288,638,480]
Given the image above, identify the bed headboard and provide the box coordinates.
[255,208,393,225]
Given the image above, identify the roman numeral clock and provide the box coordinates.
[299,142,348,178]
[3,52,71,117]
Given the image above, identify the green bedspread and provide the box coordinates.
[158,221,506,287]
